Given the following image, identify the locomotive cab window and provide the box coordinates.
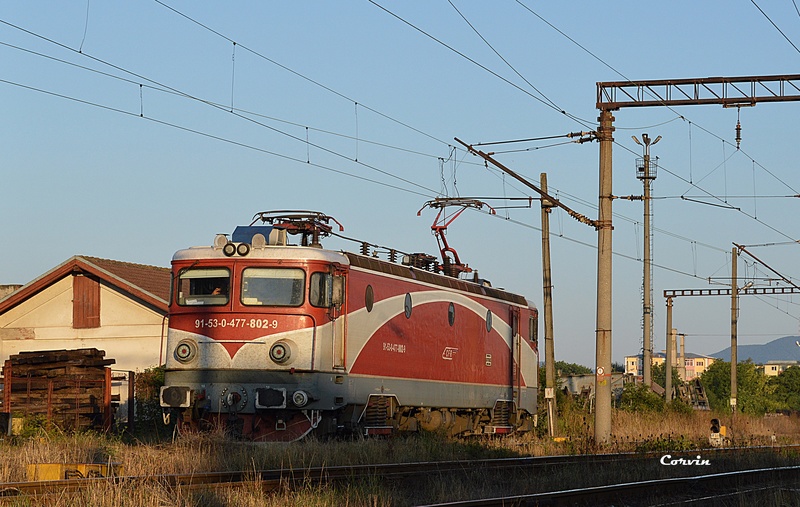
[310,272,346,308]
[241,267,305,306]
[177,268,231,306]
[528,315,538,344]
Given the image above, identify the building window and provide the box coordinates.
[73,274,100,329]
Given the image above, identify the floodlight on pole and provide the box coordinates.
[636,133,660,389]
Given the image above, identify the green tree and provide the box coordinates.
[651,362,682,391]
[699,360,779,415]
[618,383,664,412]
[554,361,592,376]
[768,366,800,411]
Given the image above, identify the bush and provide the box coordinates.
[618,383,664,413]
[133,365,166,436]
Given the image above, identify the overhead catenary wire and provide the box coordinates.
[367,0,595,130]
[2,6,798,325]
[153,0,449,147]
[0,18,439,196]
[5,11,706,247]
[7,15,789,259]
[512,0,800,199]
[0,77,432,199]
[367,0,800,251]
[0,72,744,297]
[13,4,795,261]
[446,0,562,113]
[750,0,800,54]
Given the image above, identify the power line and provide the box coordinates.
[4,74,794,320]
[511,1,800,198]
[62,3,800,253]
[367,0,595,130]
[0,77,434,199]
[3,7,797,306]
[0,38,479,170]
[750,0,800,54]
[446,0,561,113]
[0,18,440,195]
[153,0,449,147]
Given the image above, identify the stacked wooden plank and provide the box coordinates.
[1,349,115,431]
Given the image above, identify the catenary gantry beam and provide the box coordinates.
[597,74,800,110]
[664,287,800,298]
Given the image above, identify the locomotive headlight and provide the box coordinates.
[236,242,251,256]
[269,341,291,364]
[291,390,309,407]
[222,242,237,256]
[175,339,197,363]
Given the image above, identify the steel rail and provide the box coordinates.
[416,465,800,507]
[1,445,797,499]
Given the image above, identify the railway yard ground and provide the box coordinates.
[1,409,799,506]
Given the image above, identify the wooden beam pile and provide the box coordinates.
[1,348,115,431]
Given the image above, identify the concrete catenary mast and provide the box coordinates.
[595,73,800,444]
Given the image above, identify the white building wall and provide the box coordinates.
[0,278,165,372]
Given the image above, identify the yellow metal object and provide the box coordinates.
[719,425,727,437]
[10,417,24,436]
[26,463,124,481]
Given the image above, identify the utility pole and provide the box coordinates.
[454,137,597,440]
[595,110,614,444]
[730,247,738,415]
[595,73,800,445]
[540,173,557,437]
[633,133,660,388]
[665,296,673,402]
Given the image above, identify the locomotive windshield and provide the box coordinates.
[176,267,230,306]
[241,267,305,306]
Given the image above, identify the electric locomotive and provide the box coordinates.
[160,209,539,441]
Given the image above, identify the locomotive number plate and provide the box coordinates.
[194,318,279,330]
[382,342,406,353]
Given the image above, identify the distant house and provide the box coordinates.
[624,352,717,381]
[0,256,170,372]
[762,361,800,377]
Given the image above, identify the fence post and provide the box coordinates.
[128,371,135,434]
[2,361,10,413]
[103,367,112,432]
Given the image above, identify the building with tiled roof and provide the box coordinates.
[0,256,171,372]
[624,351,717,382]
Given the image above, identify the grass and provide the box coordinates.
[1,408,798,506]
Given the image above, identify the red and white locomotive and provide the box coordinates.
[160,208,539,441]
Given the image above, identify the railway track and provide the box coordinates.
[417,465,800,506]
[1,445,797,503]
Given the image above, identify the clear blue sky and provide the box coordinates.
[2,1,799,368]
